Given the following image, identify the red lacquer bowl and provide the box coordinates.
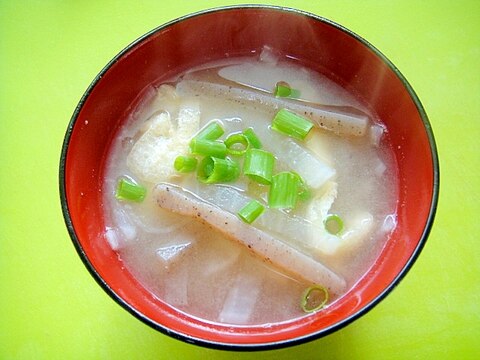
[59,6,439,350]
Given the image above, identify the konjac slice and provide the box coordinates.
[154,183,346,294]
[176,79,369,137]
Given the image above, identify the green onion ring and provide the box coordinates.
[301,285,329,313]
[324,214,344,235]
[225,133,250,156]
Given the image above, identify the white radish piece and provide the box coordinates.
[218,262,263,324]
[164,263,189,307]
[373,157,387,177]
[131,84,180,125]
[105,227,123,250]
[105,207,137,250]
[154,183,346,294]
[259,45,280,65]
[176,79,369,137]
[369,123,385,147]
[128,198,190,235]
[200,234,242,278]
[275,138,336,188]
[156,241,192,270]
[380,214,397,234]
[218,61,358,108]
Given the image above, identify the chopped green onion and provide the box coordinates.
[193,120,224,141]
[298,186,311,201]
[275,84,292,97]
[190,139,227,159]
[272,108,314,140]
[197,156,240,184]
[243,148,275,185]
[115,177,146,202]
[324,214,344,235]
[238,200,265,224]
[274,81,300,98]
[301,285,329,313]
[242,127,262,149]
[268,171,299,209]
[291,172,311,201]
[225,133,250,156]
[174,155,197,173]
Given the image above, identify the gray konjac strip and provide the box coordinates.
[155,183,347,294]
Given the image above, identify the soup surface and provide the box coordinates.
[103,49,398,326]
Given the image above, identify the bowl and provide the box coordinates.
[59,5,439,350]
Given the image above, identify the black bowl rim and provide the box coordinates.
[59,4,440,352]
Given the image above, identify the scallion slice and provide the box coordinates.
[197,156,240,184]
[242,127,262,149]
[190,139,227,159]
[193,120,224,141]
[272,108,314,140]
[274,81,300,98]
[324,214,344,235]
[275,83,292,97]
[174,155,198,173]
[225,133,250,156]
[115,177,146,202]
[301,285,329,313]
[238,200,265,224]
[243,148,275,185]
[268,171,299,209]
[292,172,311,201]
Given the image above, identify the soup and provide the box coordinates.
[102,48,398,325]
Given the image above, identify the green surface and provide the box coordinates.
[1,0,478,358]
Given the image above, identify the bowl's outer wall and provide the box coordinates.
[63,7,437,348]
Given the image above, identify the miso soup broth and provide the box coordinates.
[103,50,398,326]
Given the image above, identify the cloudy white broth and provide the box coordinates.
[102,48,398,326]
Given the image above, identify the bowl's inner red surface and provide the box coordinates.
[64,8,435,345]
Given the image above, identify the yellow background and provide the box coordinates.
[1,1,478,358]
